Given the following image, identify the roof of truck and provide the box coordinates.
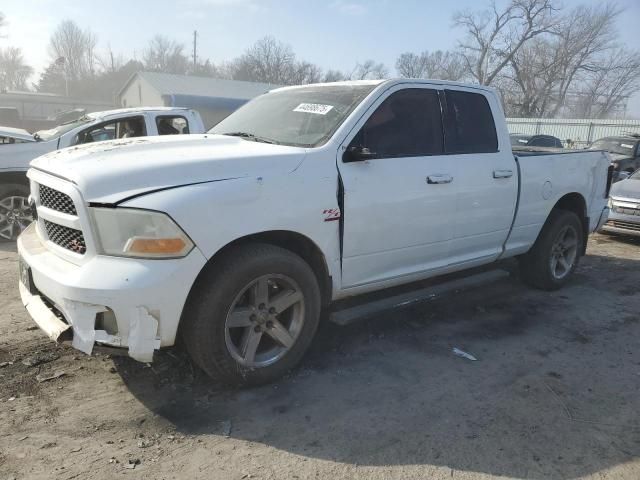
[271,78,497,94]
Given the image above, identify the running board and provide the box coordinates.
[329,269,510,326]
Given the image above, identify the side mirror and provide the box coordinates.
[343,145,377,163]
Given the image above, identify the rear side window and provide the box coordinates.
[156,116,189,135]
[349,88,444,158]
[444,90,498,154]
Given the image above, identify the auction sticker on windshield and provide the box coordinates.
[293,103,334,115]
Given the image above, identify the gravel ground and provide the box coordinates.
[0,233,639,480]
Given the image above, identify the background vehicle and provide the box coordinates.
[18,79,610,385]
[510,133,564,148]
[589,135,640,174]
[600,168,640,237]
[0,107,21,129]
[0,107,205,241]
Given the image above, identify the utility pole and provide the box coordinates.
[193,30,198,71]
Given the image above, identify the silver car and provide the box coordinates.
[601,169,640,237]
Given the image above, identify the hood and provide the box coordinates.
[31,134,307,204]
[0,126,35,142]
[611,177,640,200]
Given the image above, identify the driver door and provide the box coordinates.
[337,86,458,289]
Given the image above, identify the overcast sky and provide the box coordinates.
[2,0,640,116]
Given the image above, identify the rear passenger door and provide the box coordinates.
[338,86,458,288]
[441,88,518,265]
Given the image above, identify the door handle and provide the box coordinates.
[427,174,453,184]
[493,169,513,179]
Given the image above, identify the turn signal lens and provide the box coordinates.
[125,237,187,255]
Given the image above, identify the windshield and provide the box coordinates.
[209,84,378,147]
[590,138,638,156]
[34,116,93,142]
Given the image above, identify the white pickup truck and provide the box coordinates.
[0,107,205,240]
[17,80,611,385]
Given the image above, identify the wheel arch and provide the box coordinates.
[0,171,30,187]
[551,192,588,255]
[195,230,332,307]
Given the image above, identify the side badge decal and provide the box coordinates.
[322,208,341,222]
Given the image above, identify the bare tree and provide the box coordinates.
[231,36,296,84]
[0,47,33,91]
[49,20,98,81]
[570,48,640,118]
[143,35,189,74]
[396,50,466,80]
[546,3,620,116]
[453,0,558,86]
[228,36,325,85]
[97,44,125,74]
[322,69,348,82]
[0,12,6,37]
[350,60,388,80]
[504,3,629,117]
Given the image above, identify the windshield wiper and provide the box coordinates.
[220,131,278,145]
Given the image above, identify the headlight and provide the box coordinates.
[91,207,194,258]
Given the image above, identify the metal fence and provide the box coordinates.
[506,118,640,148]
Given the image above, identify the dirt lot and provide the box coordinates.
[1,234,639,480]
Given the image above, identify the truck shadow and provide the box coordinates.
[116,252,640,479]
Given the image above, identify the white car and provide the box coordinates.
[0,107,206,240]
[18,80,611,385]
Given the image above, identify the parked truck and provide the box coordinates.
[0,107,205,240]
[18,80,611,385]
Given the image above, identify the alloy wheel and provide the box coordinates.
[549,225,579,280]
[224,274,305,368]
[0,196,33,241]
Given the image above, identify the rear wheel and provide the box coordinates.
[181,243,321,385]
[0,184,32,242]
[519,209,584,290]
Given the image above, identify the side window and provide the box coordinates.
[443,90,498,154]
[156,116,189,135]
[75,117,146,145]
[349,88,443,158]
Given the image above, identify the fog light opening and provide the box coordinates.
[95,309,118,335]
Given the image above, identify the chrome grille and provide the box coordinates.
[39,184,77,215]
[44,219,86,254]
[606,220,640,232]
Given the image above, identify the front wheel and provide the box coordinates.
[0,184,33,242]
[181,243,321,385]
[519,209,584,290]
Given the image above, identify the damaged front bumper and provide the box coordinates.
[17,223,207,362]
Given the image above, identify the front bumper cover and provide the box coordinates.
[17,222,207,362]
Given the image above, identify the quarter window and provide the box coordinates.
[156,116,189,135]
[349,88,444,158]
[444,90,498,154]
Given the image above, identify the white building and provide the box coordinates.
[118,72,277,128]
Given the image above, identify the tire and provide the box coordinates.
[181,243,321,386]
[0,183,32,242]
[519,209,584,291]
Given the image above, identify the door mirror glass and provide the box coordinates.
[343,145,378,162]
